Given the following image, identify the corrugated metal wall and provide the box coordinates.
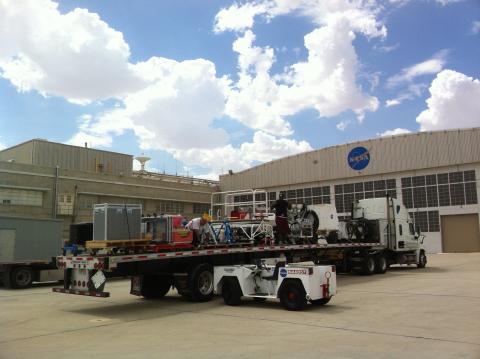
[32,141,133,176]
[220,128,480,190]
[0,141,34,164]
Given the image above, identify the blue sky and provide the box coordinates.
[0,0,479,178]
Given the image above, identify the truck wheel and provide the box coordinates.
[141,275,173,299]
[280,280,307,311]
[188,263,214,302]
[310,297,331,306]
[10,266,34,289]
[375,254,387,274]
[361,255,376,275]
[222,278,242,306]
[417,251,427,268]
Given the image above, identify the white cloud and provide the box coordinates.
[472,21,480,34]
[223,2,382,133]
[71,57,230,152]
[435,0,463,5]
[374,43,399,53]
[0,0,146,104]
[214,2,267,33]
[416,70,480,131]
[378,128,411,136]
[336,120,350,131]
[174,131,313,175]
[387,51,447,88]
[385,83,427,107]
[0,140,6,150]
[214,1,387,38]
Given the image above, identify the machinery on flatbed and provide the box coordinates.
[214,260,336,310]
[52,190,426,301]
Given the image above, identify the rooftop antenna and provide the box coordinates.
[135,154,151,172]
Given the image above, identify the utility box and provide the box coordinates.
[93,204,142,241]
[0,216,63,262]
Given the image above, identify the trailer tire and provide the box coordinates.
[361,255,376,275]
[280,280,307,311]
[10,266,34,289]
[375,254,387,274]
[417,251,427,269]
[141,275,173,299]
[188,263,214,302]
[222,278,242,306]
[310,297,331,306]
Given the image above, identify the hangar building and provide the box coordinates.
[219,128,480,253]
[0,139,218,238]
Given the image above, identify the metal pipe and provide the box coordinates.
[52,165,59,218]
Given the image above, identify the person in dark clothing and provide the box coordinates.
[271,193,290,244]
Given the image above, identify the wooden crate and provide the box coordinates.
[86,239,151,249]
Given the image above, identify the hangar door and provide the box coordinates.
[441,214,480,252]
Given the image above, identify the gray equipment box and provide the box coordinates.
[0,216,63,262]
[93,204,142,241]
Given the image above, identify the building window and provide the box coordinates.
[410,210,440,232]
[193,203,210,215]
[402,188,413,208]
[428,211,440,232]
[426,186,438,207]
[413,211,428,233]
[465,182,478,205]
[0,188,43,207]
[158,201,184,214]
[333,179,397,214]
[401,170,477,209]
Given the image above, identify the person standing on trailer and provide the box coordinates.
[185,214,210,247]
[272,193,290,244]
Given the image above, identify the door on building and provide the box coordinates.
[441,214,480,252]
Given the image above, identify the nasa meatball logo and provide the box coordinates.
[279,268,288,278]
[348,146,370,171]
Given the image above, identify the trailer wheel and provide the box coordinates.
[375,254,387,274]
[417,251,427,268]
[141,275,173,299]
[222,278,242,306]
[10,266,34,289]
[188,263,214,302]
[280,280,307,311]
[310,297,331,306]
[361,255,376,275]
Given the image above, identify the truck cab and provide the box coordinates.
[352,197,426,268]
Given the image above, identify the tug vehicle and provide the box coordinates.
[214,260,336,310]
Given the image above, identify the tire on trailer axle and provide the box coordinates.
[375,254,388,274]
[361,255,376,275]
[8,266,35,289]
[188,263,214,302]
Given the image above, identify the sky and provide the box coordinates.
[0,0,479,179]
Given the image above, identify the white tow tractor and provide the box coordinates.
[213,261,336,311]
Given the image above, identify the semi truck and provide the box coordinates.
[0,216,64,288]
[52,190,426,300]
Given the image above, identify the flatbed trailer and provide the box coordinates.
[52,241,383,299]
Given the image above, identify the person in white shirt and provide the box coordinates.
[185,216,209,247]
